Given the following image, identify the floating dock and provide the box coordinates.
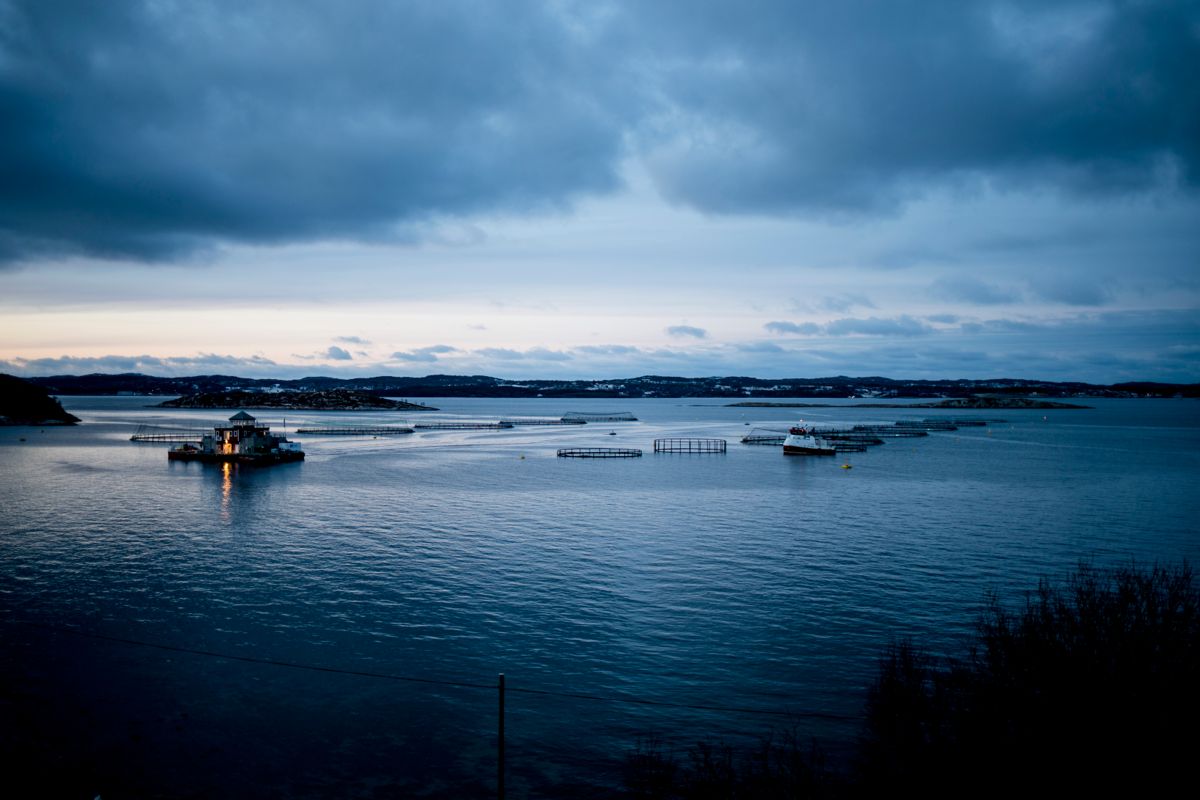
[654,438,727,454]
[557,447,643,458]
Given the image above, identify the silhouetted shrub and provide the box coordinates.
[624,728,838,799]
[858,562,1198,796]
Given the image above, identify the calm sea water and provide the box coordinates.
[2,396,1198,797]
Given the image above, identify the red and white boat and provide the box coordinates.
[782,423,836,456]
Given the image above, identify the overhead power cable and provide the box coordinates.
[13,620,858,722]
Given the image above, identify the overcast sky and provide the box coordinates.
[2,0,1197,382]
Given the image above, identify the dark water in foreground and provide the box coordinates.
[2,397,1197,797]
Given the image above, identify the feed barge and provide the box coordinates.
[168,411,303,465]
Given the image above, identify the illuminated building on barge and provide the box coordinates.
[168,411,304,465]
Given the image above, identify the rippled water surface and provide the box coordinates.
[2,397,1198,797]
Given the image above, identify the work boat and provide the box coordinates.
[782,423,836,456]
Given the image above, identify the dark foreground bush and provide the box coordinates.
[858,562,1199,796]
[624,730,840,800]
[624,562,1197,799]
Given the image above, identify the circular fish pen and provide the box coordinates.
[741,428,787,445]
[653,438,727,454]
[556,447,643,458]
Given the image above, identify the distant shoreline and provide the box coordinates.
[727,397,1091,410]
[25,372,1199,400]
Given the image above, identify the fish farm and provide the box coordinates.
[741,428,787,445]
[741,427,889,450]
[130,425,204,443]
[557,448,643,458]
[413,422,515,430]
[561,411,638,423]
[895,420,960,431]
[295,426,414,435]
[653,438,727,453]
[850,425,929,438]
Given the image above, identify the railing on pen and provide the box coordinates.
[653,438,727,454]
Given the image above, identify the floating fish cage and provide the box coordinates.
[741,427,887,448]
[500,418,587,426]
[852,425,929,438]
[561,411,638,423]
[130,424,205,443]
[296,426,414,435]
[413,422,514,430]
[832,434,886,445]
[653,438,727,454]
[895,421,959,431]
[819,432,885,446]
[741,428,787,445]
[557,447,643,458]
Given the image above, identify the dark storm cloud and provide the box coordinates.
[637,0,1200,215]
[1,0,1196,263]
[0,0,630,263]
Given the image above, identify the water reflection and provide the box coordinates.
[220,462,232,520]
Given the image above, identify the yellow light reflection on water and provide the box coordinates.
[221,462,232,518]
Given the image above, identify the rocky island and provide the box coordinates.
[156,389,437,411]
[0,374,80,425]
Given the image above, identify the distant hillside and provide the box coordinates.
[156,389,437,411]
[730,396,1091,409]
[24,372,1200,399]
[0,374,80,425]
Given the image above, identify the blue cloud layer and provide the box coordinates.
[1,0,1196,263]
[6,310,1197,382]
